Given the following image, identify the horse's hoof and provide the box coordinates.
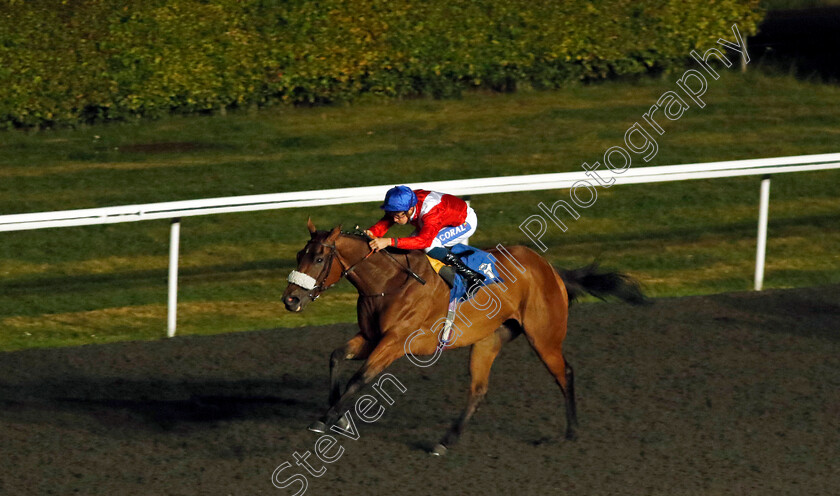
[430,444,447,456]
[308,420,327,433]
[335,414,351,431]
[565,430,578,441]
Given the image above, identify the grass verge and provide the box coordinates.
[1,70,838,351]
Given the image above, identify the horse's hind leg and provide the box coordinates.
[432,323,520,456]
[522,316,578,440]
[560,355,577,435]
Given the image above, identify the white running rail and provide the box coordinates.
[2,152,839,336]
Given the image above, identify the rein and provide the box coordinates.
[289,232,426,300]
[377,247,427,285]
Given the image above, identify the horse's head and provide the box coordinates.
[282,219,344,312]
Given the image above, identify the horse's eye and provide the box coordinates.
[316,257,324,263]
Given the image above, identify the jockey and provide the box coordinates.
[365,185,486,290]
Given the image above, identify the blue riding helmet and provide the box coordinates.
[380,185,417,212]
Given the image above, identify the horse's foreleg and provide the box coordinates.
[329,334,373,405]
[320,335,404,427]
[309,334,373,433]
[433,324,519,456]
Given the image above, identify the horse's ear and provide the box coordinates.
[307,217,317,236]
[326,225,342,242]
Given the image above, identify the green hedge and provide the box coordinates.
[0,0,763,127]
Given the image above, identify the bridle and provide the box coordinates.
[287,233,425,300]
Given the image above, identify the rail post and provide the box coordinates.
[754,176,771,290]
[168,218,181,337]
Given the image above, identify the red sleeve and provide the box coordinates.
[393,212,443,250]
[368,216,394,237]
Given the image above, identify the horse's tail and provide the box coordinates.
[556,263,647,305]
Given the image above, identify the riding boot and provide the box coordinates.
[441,250,485,293]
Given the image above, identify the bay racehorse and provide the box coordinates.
[282,219,644,455]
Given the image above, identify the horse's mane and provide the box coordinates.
[329,227,427,257]
[310,227,430,260]
[340,229,369,241]
[308,227,368,242]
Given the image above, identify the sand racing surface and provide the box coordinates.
[1,284,838,495]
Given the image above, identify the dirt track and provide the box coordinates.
[1,284,838,495]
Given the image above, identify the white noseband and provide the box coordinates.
[288,270,318,291]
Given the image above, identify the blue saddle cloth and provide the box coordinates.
[447,244,503,302]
